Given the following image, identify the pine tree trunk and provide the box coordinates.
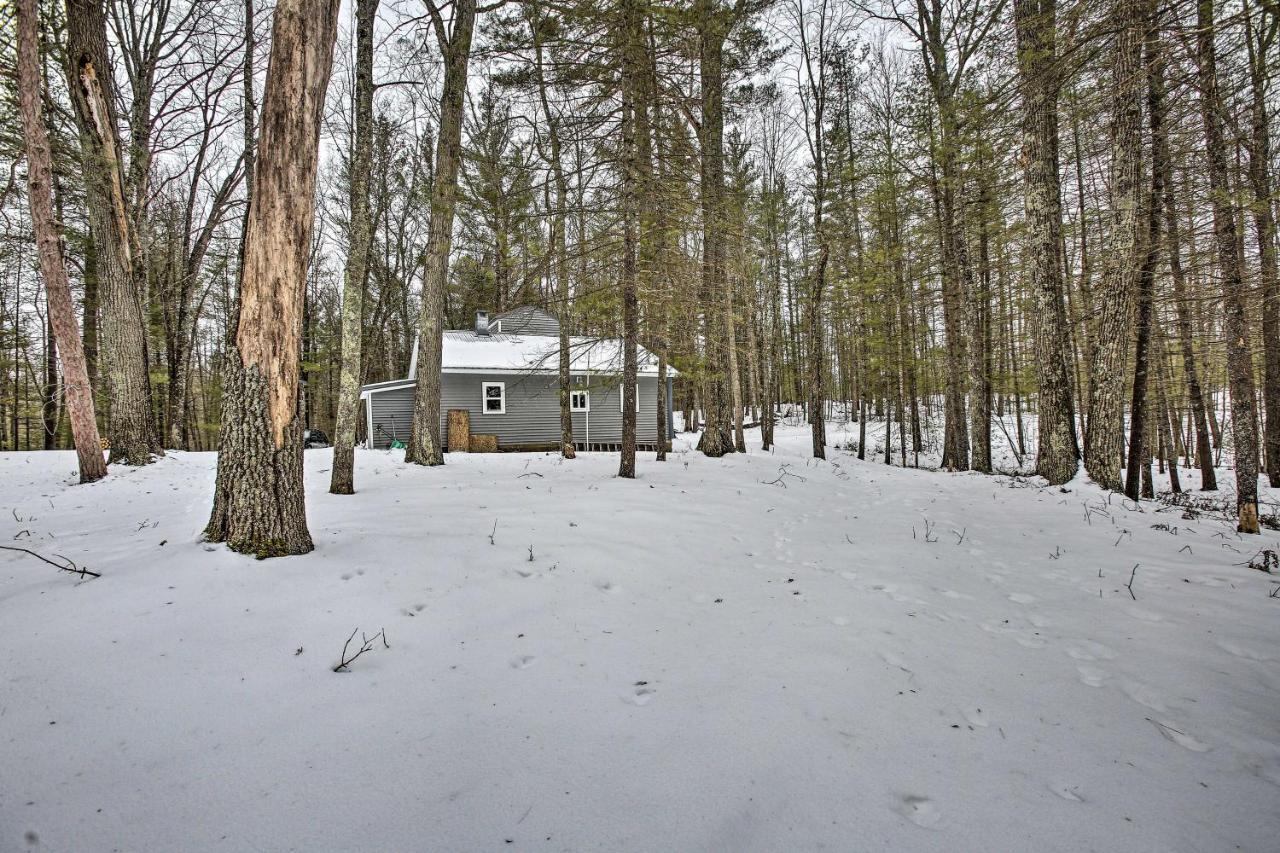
[1124,21,1169,501]
[1244,8,1280,487]
[1085,0,1144,492]
[530,0,575,459]
[696,6,733,457]
[64,0,159,466]
[330,0,378,495]
[17,0,106,482]
[1151,47,1215,491]
[1014,0,1078,484]
[407,0,476,466]
[205,0,340,557]
[1196,0,1260,532]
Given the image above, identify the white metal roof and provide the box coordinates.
[362,331,672,397]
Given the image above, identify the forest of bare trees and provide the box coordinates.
[1,0,1277,550]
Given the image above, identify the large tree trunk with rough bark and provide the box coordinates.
[205,0,340,557]
[1196,0,1260,533]
[1014,0,1078,484]
[330,0,379,495]
[407,0,476,467]
[64,0,159,466]
[1085,0,1144,492]
[17,0,106,483]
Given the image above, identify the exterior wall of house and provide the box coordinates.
[489,306,560,337]
[367,373,669,450]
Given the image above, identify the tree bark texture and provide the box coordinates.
[64,0,159,465]
[1013,0,1078,484]
[1196,0,1260,532]
[17,0,107,482]
[330,0,379,495]
[1084,0,1144,492]
[407,0,476,466]
[205,0,340,556]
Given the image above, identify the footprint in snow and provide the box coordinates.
[879,650,912,674]
[1076,666,1109,688]
[894,795,940,829]
[1149,718,1211,752]
[510,655,537,670]
[1119,680,1168,713]
[623,686,656,706]
[1125,607,1164,622]
[1065,641,1117,662]
[1215,639,1274,662]
[960,706,988,728]
[594,580,621,594]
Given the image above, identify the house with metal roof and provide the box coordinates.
[359,306,674,452]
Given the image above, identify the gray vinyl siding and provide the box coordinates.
[366,372,664,449]
[489,307,560,337]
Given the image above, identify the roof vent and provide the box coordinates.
[475,310,490,336]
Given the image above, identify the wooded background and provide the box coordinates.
[1,0,1276,523]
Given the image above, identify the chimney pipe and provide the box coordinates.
[475,310,490,336]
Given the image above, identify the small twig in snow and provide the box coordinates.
[489,520,498,545]
[1126,564,1139,601]
[0,545,100,578]
[333,627,389,672]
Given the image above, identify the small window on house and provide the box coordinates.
[482,381,506,414]
[619,384,640,413]
[571,390,590,412]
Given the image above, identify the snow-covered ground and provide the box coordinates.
[1,425,1278,852]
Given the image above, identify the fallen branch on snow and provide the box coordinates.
[0,545,100,578]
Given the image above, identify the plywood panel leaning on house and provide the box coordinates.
[448,409,470,452]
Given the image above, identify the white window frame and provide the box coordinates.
[481,381,506,415]
[619,384,640,413]
[571,390,590,412]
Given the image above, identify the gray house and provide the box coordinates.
[360,307,675,452]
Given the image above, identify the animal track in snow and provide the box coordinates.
[594,579,620,594]
[510,655,537,669]
[623,686,656,706]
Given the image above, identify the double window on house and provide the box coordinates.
[571,390,589,412]
[482,382,505,414]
